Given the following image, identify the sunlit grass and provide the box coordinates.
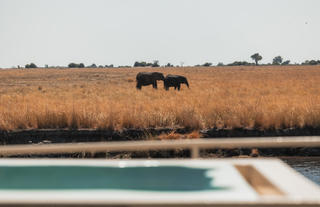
[0,65,320,130]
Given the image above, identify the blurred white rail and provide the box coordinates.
[0,137,320,158]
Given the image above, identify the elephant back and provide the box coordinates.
[136,72,164,81]
[165,74,187,81]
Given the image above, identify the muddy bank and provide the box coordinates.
[200,127,320,138]
[0,127,320,157]
[1,127,320,144]
[0,128,192,145]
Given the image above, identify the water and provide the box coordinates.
[281,157,320,186]
[0,166,226,191]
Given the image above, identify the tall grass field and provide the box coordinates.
[0,65,320,131]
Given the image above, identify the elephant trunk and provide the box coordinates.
[185,80,189,88]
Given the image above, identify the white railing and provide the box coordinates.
[1,136,320,158]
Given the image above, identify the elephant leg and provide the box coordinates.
[136,82,142,90]
[177,84,181,91]
[153,81,158,89]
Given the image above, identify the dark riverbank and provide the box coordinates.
[2,127,320,145]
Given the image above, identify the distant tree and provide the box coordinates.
[134,61,147,67]
[302,60,309,65]
[68,63,85,68]
[134,61,157,67]
[282,60,290,65]
[105,64,114,68]
[302,60,320,65]
[30,63,37,68]
[251,53,262,65]
[45,64,49,68]
[152,60,159,67]
[165,63,173,67]
[309,60,319,65]
[89,63,97,68]
[134,61,140,67]
[25,63,37,68]
[138,61,144,67]
[217,62,224,66]
[202,62,212,67]
[227,61,253,66]
[272,56,283,65]
[68,63,77,68]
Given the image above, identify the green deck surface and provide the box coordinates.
[0,166,227,191]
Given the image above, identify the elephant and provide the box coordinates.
[136,72,165,90]
[164,74,189,91]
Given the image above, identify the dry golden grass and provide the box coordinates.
[0,65,320,130]
[158,132,182,140]
[158,131,200,140]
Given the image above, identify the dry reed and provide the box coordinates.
[0,65,320,131]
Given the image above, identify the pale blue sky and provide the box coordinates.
[0,0,319,68]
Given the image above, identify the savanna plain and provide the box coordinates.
[1,65,320,131]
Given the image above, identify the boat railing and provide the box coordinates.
[0,136,320,158]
